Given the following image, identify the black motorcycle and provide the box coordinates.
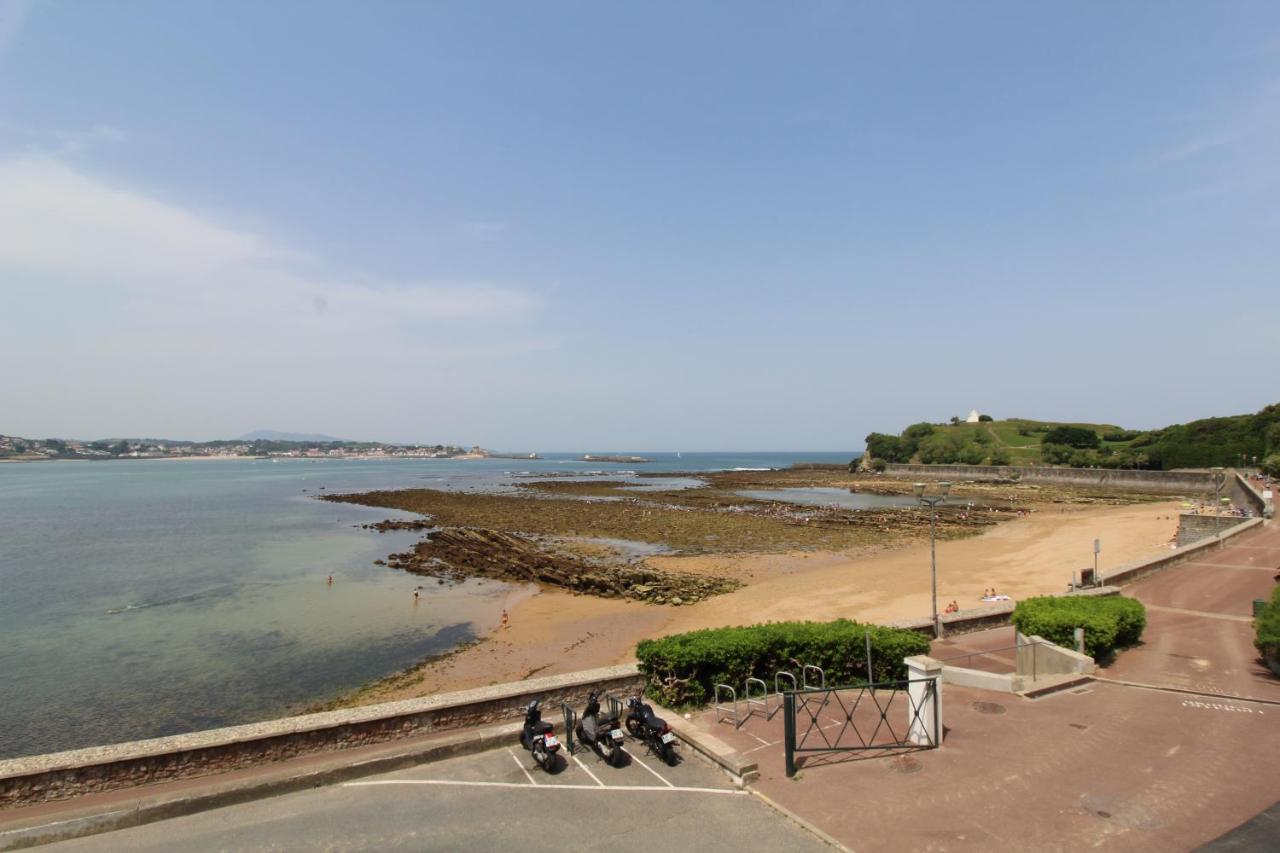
[624,695,678,766]
[575,691,625,767]
[521,699,561,771]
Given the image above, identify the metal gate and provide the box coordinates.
[783,677,939,777]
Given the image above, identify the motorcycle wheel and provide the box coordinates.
[662,743,678,766]
[532,741,549,770]
[599,739,615,764]
[625,716,642,737]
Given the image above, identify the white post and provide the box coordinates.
[1074,627,1085,655]
[904,655,943,747]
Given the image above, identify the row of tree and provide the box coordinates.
[864,403,1280,472]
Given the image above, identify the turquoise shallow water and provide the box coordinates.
[0,451,854,759]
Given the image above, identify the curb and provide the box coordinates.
[0,722,522,851]
[1019,675,1095,700]
[749,788,854,852]
[651,702,759,786]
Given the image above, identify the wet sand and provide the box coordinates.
[336,500,1180,706]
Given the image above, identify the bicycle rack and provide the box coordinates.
[714,683,739,728]
[802,664,825,690]
[745,677,768,722]
[771,671,797,720]
[606,693,625,722]
[561,703,578,754]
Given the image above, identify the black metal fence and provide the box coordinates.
[783,678,939,777]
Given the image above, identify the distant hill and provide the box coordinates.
[865,404,1280,471]
[238,430,352,443]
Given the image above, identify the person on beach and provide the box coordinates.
[501,609,509,629]
[413,590,419,602]
[327,575,333,585]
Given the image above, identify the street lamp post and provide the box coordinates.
[914,481,951,638]
[1210,467,1225,540]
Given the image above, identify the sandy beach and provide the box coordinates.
[336,499,1180,706]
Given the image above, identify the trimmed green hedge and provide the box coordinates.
[1012,595,1146,659]
[1254,584,1280,662]
[635,620,931,707]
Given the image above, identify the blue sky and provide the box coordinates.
[1,1,1277,449]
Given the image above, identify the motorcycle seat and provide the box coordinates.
[531,721,553,735]
[640,705,666,730]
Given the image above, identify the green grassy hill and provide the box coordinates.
[865,404,1280,472]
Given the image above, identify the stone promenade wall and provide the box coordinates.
[0,664,644,810]
[1236,472,1268,516]
[1177,513,1250,547]
[1104,517,1262,587]
[883,463,1216,494]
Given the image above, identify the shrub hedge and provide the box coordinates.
[634,620,931,707]
[1254,584,1280,662]
[1012,595,1146,659]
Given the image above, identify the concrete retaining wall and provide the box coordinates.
[1236,472,1268,517]
[890,602,1016,637]
[0,664,644,810]
[1016,633,1094,678]
[1103,517,1262,587]
[883,463,1216,494]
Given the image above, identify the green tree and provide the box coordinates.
[978,414,994,422]
[1042,443,1073,464]
[1042,426,1101,449]
[1261,453,1280,479]
[865,433,909,463]
[989,448,1012,466]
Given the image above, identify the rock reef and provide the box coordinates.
[384,527,739,605]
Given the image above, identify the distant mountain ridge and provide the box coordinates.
[237,430,352,443]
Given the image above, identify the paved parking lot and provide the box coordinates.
[41,739,830,852]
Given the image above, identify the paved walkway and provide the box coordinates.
[685,522,1280,852]
[1106,521,1280,703]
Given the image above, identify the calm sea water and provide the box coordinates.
[0,451,854,759]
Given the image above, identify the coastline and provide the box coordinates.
[318,473,1181,707]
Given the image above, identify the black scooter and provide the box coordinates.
[521,699,560,771]
[624,695,678,766]
[574,691,625,767]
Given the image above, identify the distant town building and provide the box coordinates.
[966,409,982,423]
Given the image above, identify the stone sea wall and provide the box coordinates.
[1175,512,1251,547]
[0,665,644,810]
[883,463,1217,494]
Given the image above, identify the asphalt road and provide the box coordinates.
[42,743,830,852]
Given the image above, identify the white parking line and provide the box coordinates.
[624,748,675,788]
[572,753,605,786]
[344,780,743,795]
[508,748,537,785]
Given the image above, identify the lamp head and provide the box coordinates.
[939,481,951,498]
[913,482,925,499]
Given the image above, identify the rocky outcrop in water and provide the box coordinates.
[384,527,739,605]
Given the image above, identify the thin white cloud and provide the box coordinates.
[1150,75,1280,197]
[3,122,131,154]
[0,156,542,417]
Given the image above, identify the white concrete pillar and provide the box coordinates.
[904,655,943,747]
